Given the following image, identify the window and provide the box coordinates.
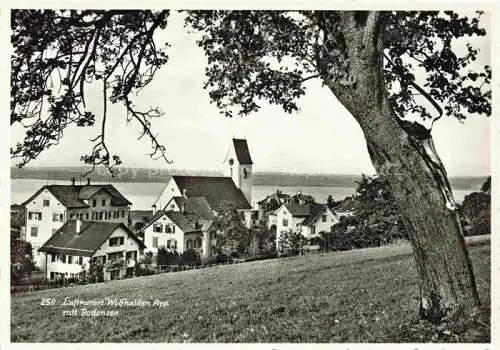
[30,227,38,237]
[70,214,75,219]
[173,240,177,249]
[99,212,103,220]
[60,213,64,221]
[167,240,171,249]
[102,199,106,206]
[51,254,56,262]
[92,199,97,207]
[322,215,327,222]
[79,213,84,220]
[43,199,50,207]
[165,225,172,233]
[194,238,202,248]
[121,210,125,218]
[243,168,248,179]
[109,211,112,220]
[282,219,288,227]
[104,212,108,220]
[187,239,193,249]
[68,256,73,264]
[29,212,42,221]
[78,257,83,265]
[53,213,58,222]
[85,213,89,220]
[62,255,67,264]
[109,237,124,247]
[153,224,163,233]
[152,237,158,248]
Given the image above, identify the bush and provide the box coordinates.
[215,251,233,264]
[180,249,201,266]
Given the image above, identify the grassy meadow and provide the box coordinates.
[11,241,490,343]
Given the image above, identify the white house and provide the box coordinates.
[39,219,145,281]
[142,206,215,262]
[275,203,339,254]
[22,179,132,268]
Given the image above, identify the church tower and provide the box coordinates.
[223,138,253,206]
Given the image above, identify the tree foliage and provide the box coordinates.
[185,11,490,124]
[212,201,251,253]
[323,175,406,251]
[11,10,490,173]
[279,229,308,256]
[480,176,491,194]
[11,236,34,284]
[460,191,490,236]
[11,10,171,174]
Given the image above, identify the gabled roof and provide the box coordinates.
[170,197,214,219]
[39,220,145,257]
[143,210,213,233]
[172,176,251,210]
[280,202,324,218]
[232,138,253,165]
[282,203,323,217]
[165,211,213,233]
[301,205,335,226]
[22,184,131,209]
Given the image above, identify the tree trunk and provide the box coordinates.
[319,11,480,324]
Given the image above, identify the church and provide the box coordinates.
[152,138,254,213]
[144,139,256,260]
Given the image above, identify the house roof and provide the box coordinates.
[172,176,251,210]
[143,210,213,233]
[257,191,292,205]
[232,138,253,165]
[39,220,145,257]
[170,197,214,219]
[282,203,324,218]
[22,184,131,209]
[301,205,333,226]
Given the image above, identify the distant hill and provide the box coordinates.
[10,166,488,190]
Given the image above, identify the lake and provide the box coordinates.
[11,179,473,210]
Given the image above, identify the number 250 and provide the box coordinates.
[40,298,55,306]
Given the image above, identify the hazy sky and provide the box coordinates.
[11,10,491,176]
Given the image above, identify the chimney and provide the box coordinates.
[87,178,91,185]
[76,219,82,234]
[71,177,76,186]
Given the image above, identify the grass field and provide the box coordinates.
[11,241,490,343]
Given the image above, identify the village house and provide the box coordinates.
[275,203,339,254]
[258,190,317,229]
[257,190,293,221]
[142,196,216,262]
[22,179,132,268]
[39,219,145,281]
